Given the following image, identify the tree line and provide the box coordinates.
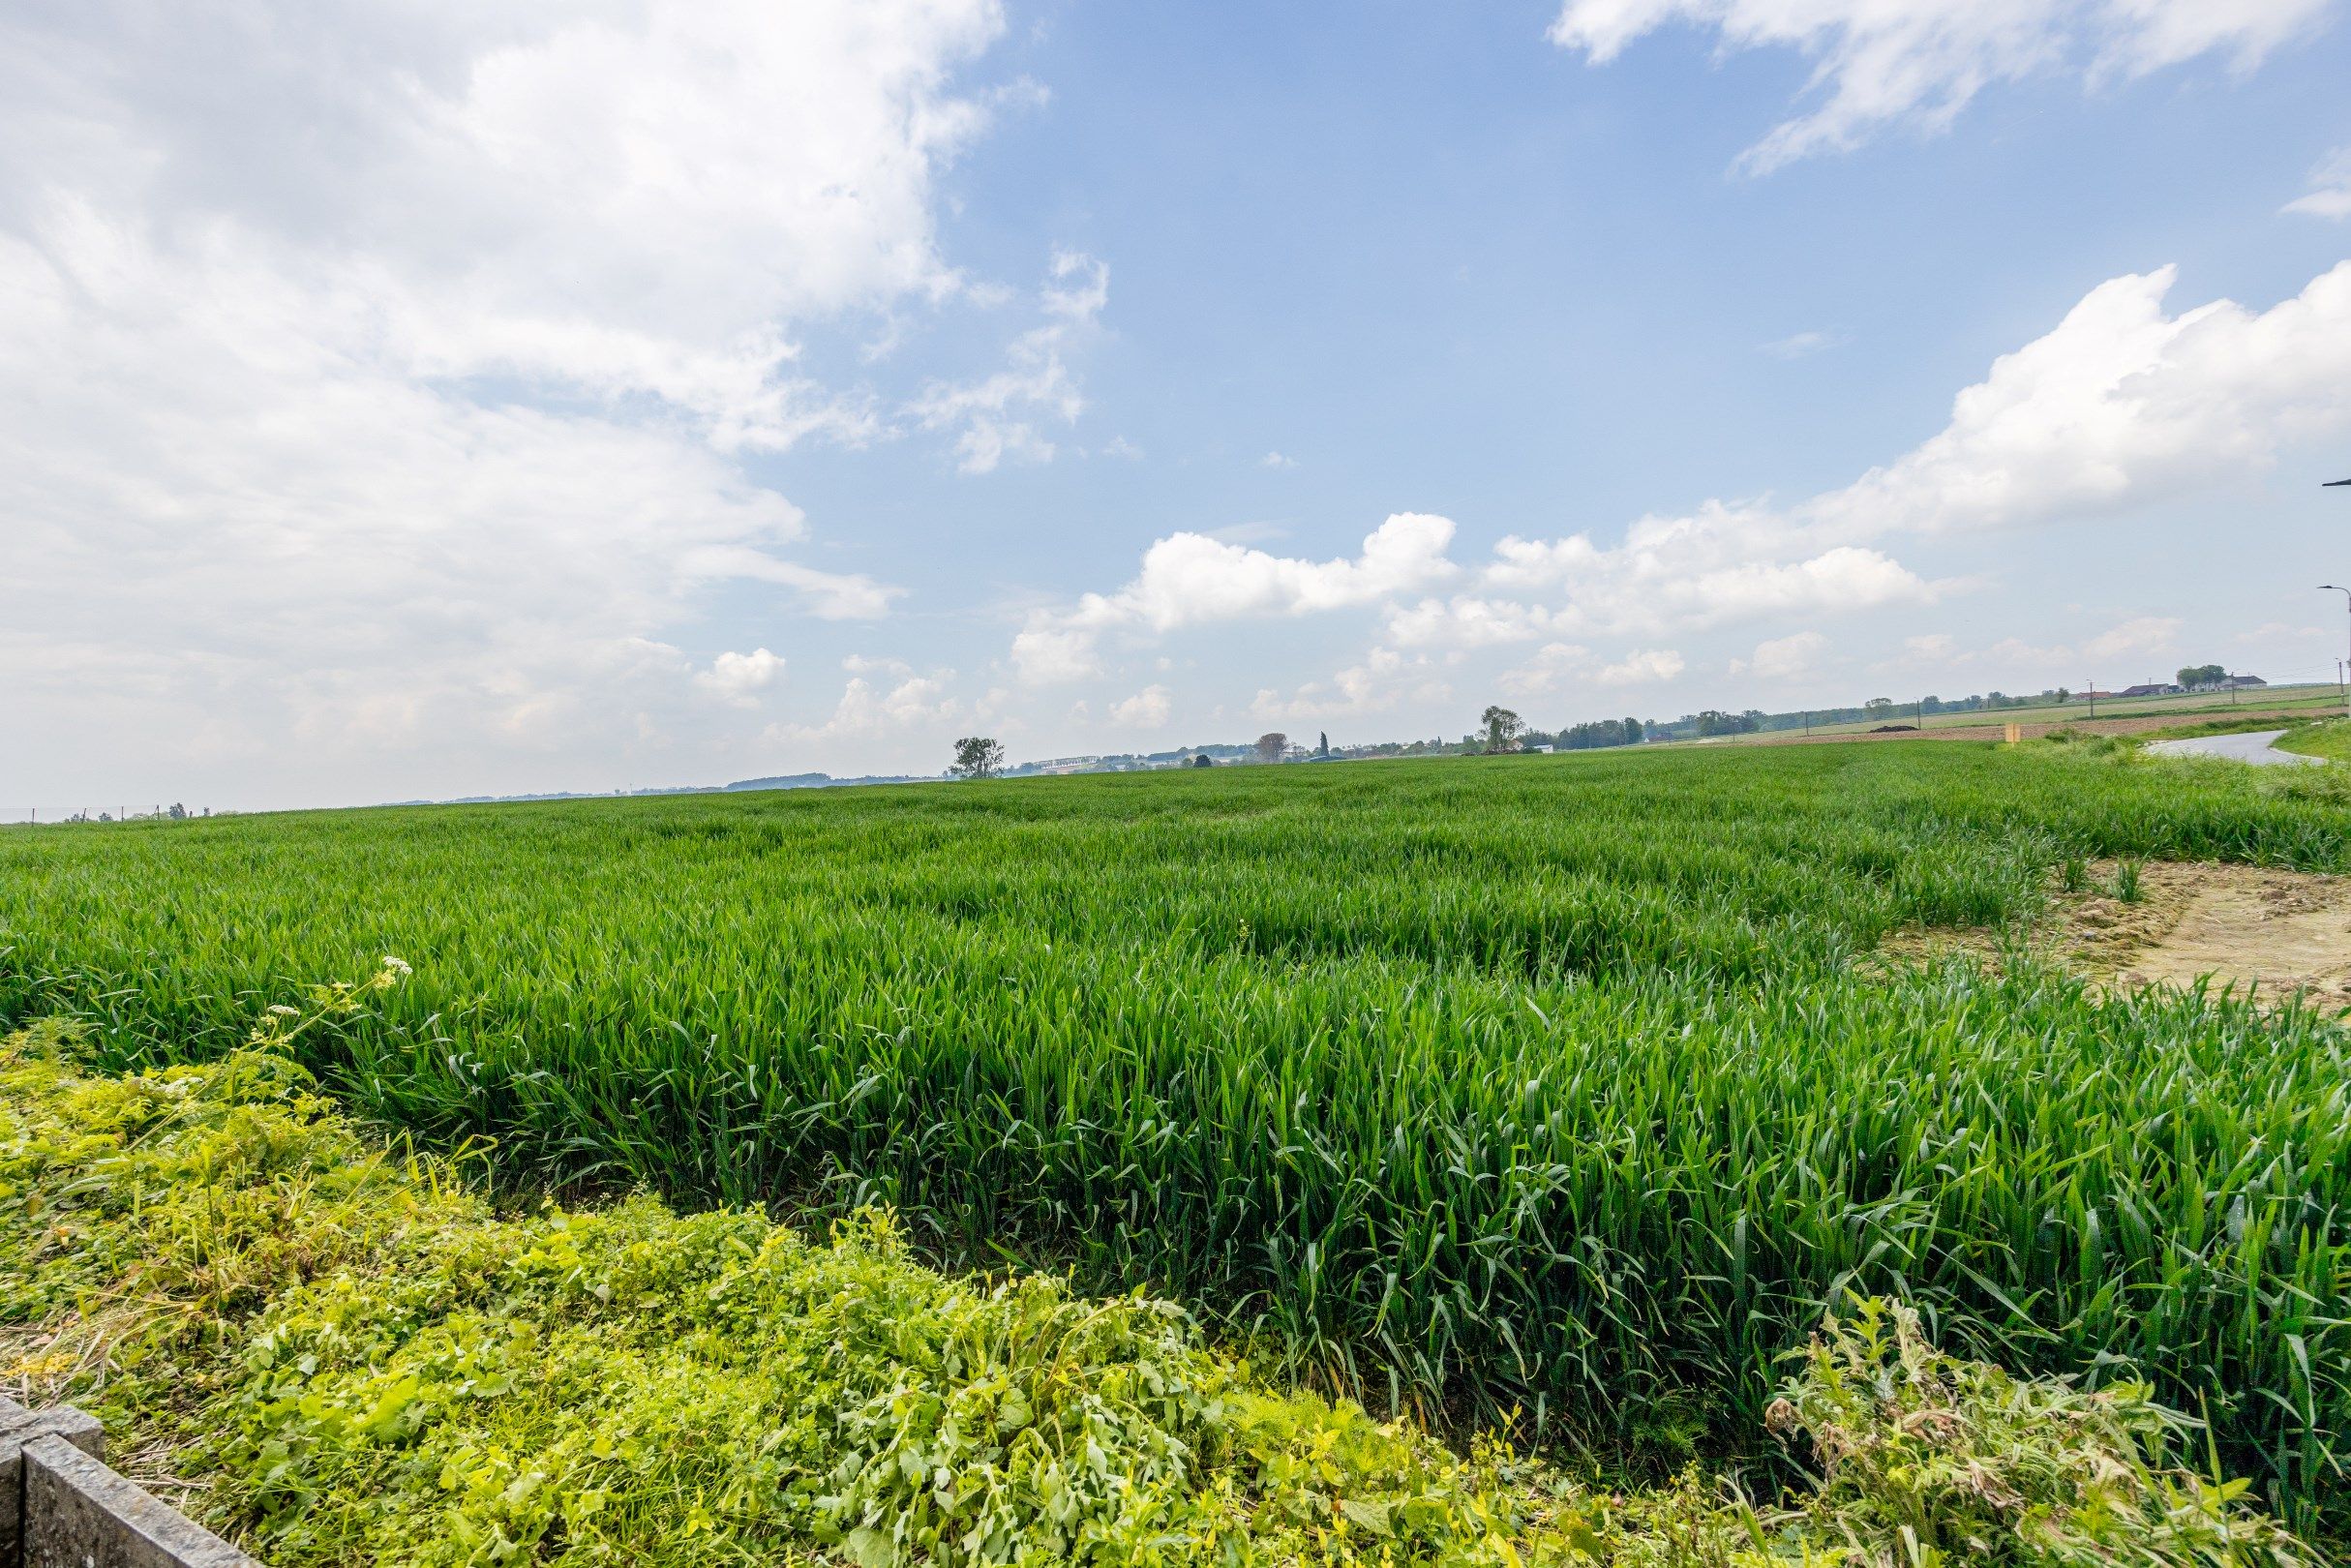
[944,664,2269,777]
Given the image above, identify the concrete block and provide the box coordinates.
[0,1397,104,1561]
[22,1436,257,1568]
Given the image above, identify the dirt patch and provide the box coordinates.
[2098,863,2351,1004]
[1891,860,2351,1007]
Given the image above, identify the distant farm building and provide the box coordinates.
[2118,683,2182,698]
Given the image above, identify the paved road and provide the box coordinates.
[2142,729,2322,766]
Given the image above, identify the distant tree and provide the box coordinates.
[2052,687,2069,704]
[1481,705,1523,753]
[1255,732,1288,763]
[167,802,187,821]
[2177,663,2226,690]
[1316,731,1331,758]
[1863,697,1895,716]
[1193,753,1214,769]
[950,737,1006,780]
[1623,716,1641,742]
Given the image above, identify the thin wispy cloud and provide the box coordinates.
[1761,330,1844,360]
[1552,0,2333,170]
[2285,147,2351,218]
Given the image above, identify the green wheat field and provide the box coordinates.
[3,741,2346,1534]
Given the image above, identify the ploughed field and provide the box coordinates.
[2,742,2346,1532]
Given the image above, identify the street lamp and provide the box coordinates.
[2323,585,2351,718]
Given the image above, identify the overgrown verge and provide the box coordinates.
[0,1004,2317,1566]
[2276,720,2351,764]
[2097,715,2351,796]
[2108,718,2310,747]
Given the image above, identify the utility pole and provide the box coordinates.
[2086,680,2095,721]
[2322,587,2351,719]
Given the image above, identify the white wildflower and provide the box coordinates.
[267,1005,301,1017]
[380,954,413,979]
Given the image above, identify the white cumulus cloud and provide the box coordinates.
[769,673,961,743]
[1392,540,1936,651]
[1597,648,1687,685]
[2083,616,2183,661]
[1730,631,1828,680]
[1814,264,2351,535]
[1109,684,1174,726]
[695,648,788,706]
[1250,648,1453,721]
[0,0,1009,803]
[1498,644,1685,699]
[1876,617,2181,681]
[1496,644,1595,699]
[1011,513,1460,683]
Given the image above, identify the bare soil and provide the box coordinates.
[1890,860,2351,1008]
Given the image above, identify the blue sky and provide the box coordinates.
[5,0,2350,809]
